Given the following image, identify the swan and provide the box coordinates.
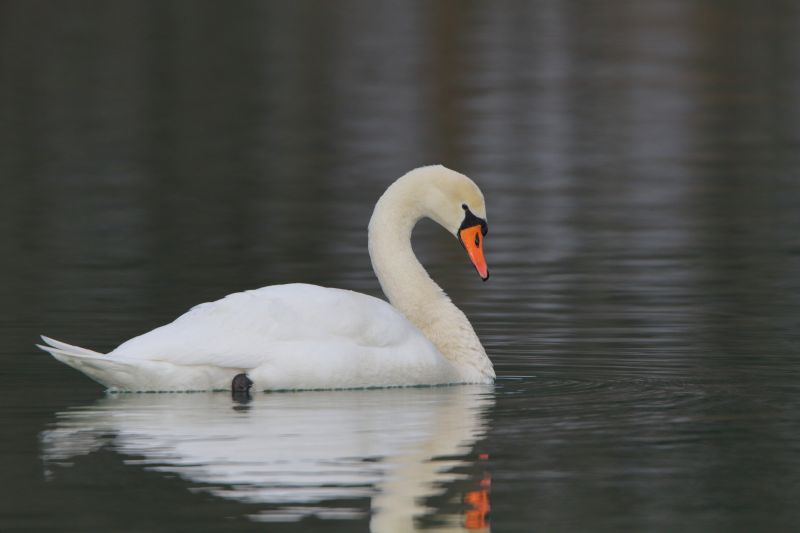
[37,165,494,391]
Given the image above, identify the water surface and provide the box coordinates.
[2,1,800,531]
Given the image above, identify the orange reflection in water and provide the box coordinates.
[464,453,491,530]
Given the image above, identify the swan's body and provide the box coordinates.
[38,165,494,391]
[41,284,474,390]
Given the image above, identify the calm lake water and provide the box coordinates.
[2,1,800,531]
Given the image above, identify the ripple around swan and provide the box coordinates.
[489,373,762,443]
[498,373,741,404]
[486,372,800,517]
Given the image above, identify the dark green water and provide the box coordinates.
[2,1,800,531]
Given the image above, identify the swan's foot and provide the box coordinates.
[232,373,253,393]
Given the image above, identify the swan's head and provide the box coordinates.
[413,165,490,281]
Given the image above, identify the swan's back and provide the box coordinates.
[98,283,455,390]
[114,284,406,359]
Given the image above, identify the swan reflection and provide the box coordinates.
[42,386,493,531]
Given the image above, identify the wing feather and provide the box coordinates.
[109,284,436,369]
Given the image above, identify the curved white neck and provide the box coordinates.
[367,178,494,382]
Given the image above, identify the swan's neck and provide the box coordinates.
[367,181,494,382]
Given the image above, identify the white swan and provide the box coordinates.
[37,165,494,391]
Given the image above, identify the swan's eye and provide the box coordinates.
[475,233,480,247]
[462,203,468,210]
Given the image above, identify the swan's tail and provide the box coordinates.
[37,335,232,391]
[38,336,104,357]
[37,336,127,389]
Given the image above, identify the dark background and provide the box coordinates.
[1,1,800,531]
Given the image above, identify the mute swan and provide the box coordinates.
[37,165,494,391]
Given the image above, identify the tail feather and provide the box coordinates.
[37,336,232,391]
[36,344,103,361]
[40,335,104,357]
[37,336,126,389]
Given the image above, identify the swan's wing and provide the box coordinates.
[108,283,439,370]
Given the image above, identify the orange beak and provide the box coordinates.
[459,224,489,281]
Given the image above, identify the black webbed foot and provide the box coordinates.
[231,373,253,401]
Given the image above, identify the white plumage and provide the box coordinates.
[38,165,495,391]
